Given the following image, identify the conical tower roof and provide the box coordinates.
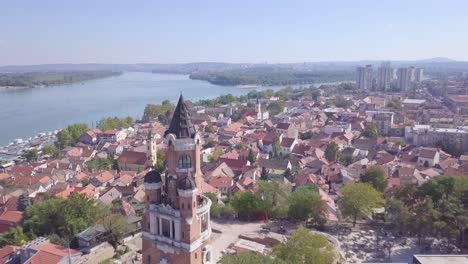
[164,94,196,139]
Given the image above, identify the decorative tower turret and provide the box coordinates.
[142,95,212,264]
[146,131,158,167]
[256,97,262,120]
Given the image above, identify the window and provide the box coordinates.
[178,155,192,169]
[162,219,170,238]
[195,253,197,259]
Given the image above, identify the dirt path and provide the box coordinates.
[210,220,264,262]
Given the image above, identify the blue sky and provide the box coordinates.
[1,0,468,65]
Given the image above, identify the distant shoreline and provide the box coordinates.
[0,86,30,91]
[0,71,122,91]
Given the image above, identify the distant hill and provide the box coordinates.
[1,58,468,74]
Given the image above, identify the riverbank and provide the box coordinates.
[0,72,285,146]
[0,85,30,91]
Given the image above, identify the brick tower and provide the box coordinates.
[142,94,212,264]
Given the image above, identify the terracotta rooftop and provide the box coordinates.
[117,151,147,166]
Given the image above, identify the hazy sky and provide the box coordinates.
[1,0,468,65]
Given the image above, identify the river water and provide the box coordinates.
[0,72,282,147]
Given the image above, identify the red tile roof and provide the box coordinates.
[117,151,147,166]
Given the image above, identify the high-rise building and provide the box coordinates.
[356,65,373,90]
[377,62,393,91]
[397,67,412,91]
[142,94,212,264]
[414,68,424,82]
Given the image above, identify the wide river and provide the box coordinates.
[0,72,284,147]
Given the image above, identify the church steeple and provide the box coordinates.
[164,94,196,139]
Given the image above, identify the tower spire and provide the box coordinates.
[164,94,196,139]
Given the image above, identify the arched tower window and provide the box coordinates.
[178,155,192,169]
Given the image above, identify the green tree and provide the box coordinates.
[411,197,440,244]
[142,102,174,122]
[23,149,38,162]
[340,183,384,226]
[17,194,30,212]
[288,186,327,226]
[273,226,336,264]
[453,139,463,157]
[97,116,134,130]
[203,140,217,149]
[361,166,388,192]
[247,149,256,164]
[257,181,290,219]
[385,199,411,233]
[55,123,89,149]
[261,167,269,180]
[334,95,353,108]
[393,184,419,208]
[231,191,261,220]
[86,157,114,172]
[339,154,356,166]
[267,101,285,116]
[299,131,313,140]
[23,193,101,243]
[363,122,379,138]
[41,145,61,158]
[324,142,340,162]
[272,136,282,158]
[0,227,29,247]
[208,149,224,162]
[154,152,165,173]
[102,213,129,249]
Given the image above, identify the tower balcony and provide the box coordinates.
[197,195,211,215]
[149,203,181,218]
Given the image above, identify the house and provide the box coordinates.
[397,167,425,186]
[90,171,115,187]
[0,245,20,264]
[99,187,122,205]
[0,209,23,234]
[217,158,250,176]
[280,138,298,155]
[20,239,81,264]
[79,129,102,145]
[275,123,298,139]
[258,159,292,179]
[208,175,233,196]
[99,129,127,143]
[117,151,148,171]
[417,148,440,167]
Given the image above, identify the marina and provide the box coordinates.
[0,131,57,162]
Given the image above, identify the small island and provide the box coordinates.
[0,70,122,90]
[189,68,354,86]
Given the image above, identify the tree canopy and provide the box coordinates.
[22,193,101,246]
[142,100,174,122]
[267,101,285,116]
[55,123,89,149]
[362,122,379,138]
[361,166,388,192]
[22,149,38,163]
[288,186,327,226]
[273,226,336,264]
[340,183,384,226]
[325,142,340,162]
[97,116,133,130]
